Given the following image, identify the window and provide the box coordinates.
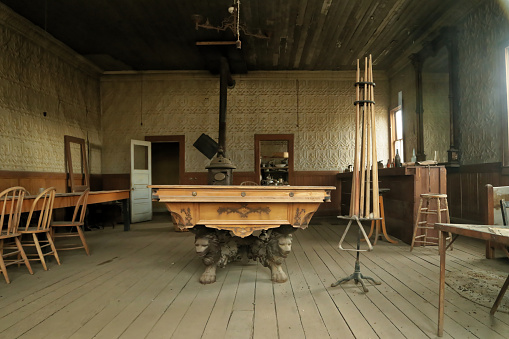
[390,106,404,162]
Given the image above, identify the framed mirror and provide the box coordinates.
[255,134,294,185]
[64,135,89,192]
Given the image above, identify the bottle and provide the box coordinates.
[411,148,416,163]
[395,149,402,167]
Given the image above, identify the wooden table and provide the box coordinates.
[21,190,131,231]
[435,223,509,336]
[150,185,334,237]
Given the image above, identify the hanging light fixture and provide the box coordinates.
[192,0,270,49]
[235,0,241,49]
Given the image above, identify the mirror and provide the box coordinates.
[64,135,89,192]
[255,134,294,185]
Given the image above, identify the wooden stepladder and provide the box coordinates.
[332,55,381,292]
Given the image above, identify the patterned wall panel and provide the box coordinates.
[423,73,450,163]
[458,0,509,164]
[0,7,102,173]
[101,71,390,174]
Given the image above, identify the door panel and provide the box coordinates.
[131,140,152,223]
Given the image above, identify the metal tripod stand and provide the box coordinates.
[331,216,381,292]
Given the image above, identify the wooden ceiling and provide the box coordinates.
[0,0,483,73]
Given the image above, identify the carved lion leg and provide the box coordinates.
[200,264,217,284]
[269,262,288,283]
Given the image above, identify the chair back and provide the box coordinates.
[485,184,509,225]
[22,187,56,231]
[500,199,509,226]
[240,181,259,186]
[0,186,27,236]
[72,188,90,223]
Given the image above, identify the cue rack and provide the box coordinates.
[332,55,381,292]
[350,54,379,221]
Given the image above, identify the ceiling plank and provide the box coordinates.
[310,0,356,70]
[303,0,333,67]
[292,0,322,69]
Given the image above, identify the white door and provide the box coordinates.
[131,140,152,223]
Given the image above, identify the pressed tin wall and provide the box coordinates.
[0,5,102,174]
[457,0,509,165]
[100,71,390,174]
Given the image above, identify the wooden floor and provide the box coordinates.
[1,214,508,339]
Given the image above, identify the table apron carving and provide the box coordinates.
[165,201,321,237]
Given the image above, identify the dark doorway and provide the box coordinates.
[151,142,179,212]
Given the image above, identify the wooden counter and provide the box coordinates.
[337,166,447,245]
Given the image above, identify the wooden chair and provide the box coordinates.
[240,181,259,186]
[489,198,509,315]
[50,188,90,256]
[484,184,509,258]
[18,187,61,271]
[0,187,34,283]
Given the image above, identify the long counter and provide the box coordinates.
[337,166,447,245]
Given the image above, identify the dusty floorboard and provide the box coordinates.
[1,214,508,338]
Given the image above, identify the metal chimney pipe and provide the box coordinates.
[219,56,235,154]
[206,56,236,185]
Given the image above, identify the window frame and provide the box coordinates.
[389,106,404,163]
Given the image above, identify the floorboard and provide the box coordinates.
[1,214,508,338]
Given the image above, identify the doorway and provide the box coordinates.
[151,142,179,212]
[146,135,185,213]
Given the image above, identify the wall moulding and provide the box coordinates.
[101,70,389,83]
[0,170,103,193]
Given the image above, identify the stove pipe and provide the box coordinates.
[206,57,236,185]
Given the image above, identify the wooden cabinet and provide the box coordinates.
[337,166,447,245]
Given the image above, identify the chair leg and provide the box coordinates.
[32,233,48,271]
[490,274,509,315]
[422,199,431,246]
[0,239,10,284]
[379,196,397,244]
[367,220,375,239]
[14,237,33,275]
[76,226,90,256]
[46,231,61,265]
[443,197,453,250]
[411,198,424,251]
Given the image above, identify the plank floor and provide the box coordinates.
[1,214,508,339]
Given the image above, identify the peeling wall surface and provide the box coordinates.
[388,0,509,165]
[0,6,102,173]
[100,71,390,174]
[457,0,509,165]
[423,73,450,164]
